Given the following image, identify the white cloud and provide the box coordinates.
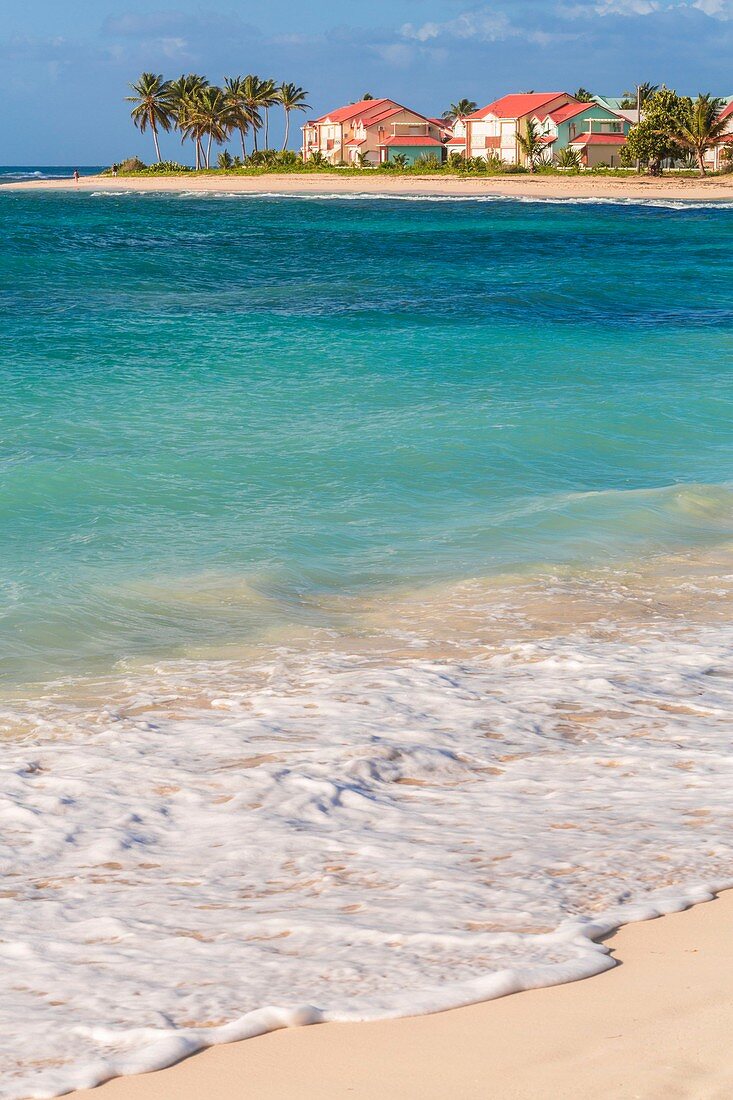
[690,0,733,17]
[401,9,515,44]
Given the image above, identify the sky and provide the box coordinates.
[3,0,733,163]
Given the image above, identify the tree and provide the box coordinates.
[391,153,408,169]
[621,89,685,175]
[127,73,173,162]
[517,118,548,173]
[443,99,478,123]
[362,93,374,101]
[195,86,231,168]
[668,94,728,176]
[169,73,209,168]
[278,83,310,151]
[242,75,266,151]
[224,76,255,159]
[259,79,279,149]
[574,88,595,103]
[620,82,659,113]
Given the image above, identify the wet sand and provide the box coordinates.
[67,890,733,1100]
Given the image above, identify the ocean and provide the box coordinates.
[1,187,733,1096]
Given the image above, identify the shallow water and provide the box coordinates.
[1,191,733,1096]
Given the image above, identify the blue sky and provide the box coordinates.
[3,0,733,163]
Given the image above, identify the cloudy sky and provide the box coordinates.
[3,0,732,163]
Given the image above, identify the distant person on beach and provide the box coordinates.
[73,169,80,183]
[112,164,118,177]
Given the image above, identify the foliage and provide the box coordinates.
[620,82,659,111]
[517,118,549,172]
[278,82,310,150]
[446,152,466,169]
[443,99,478,123]
[667,94,728,176]
[390,153,409,169]
[218,150,234,169]
[413,154,443,170]
[621,88,686,174]
[126,73,174,162]
[556,146,582,170]
[139,161,192,174]
[574,88,595,103]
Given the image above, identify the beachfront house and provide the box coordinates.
[448,92,630,167]
[301,98,447,166]
[532,100,631,167]
[708,99,733,170]
[448,93,577,164]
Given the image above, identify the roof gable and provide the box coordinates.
[470,92,569,120]
[316,98,396,125]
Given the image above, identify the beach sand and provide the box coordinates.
[67,890,733,1100]
[4,172,733,201]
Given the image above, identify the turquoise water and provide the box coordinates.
[2,190,733,682]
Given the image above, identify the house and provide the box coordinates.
[301,98,447,166]
[708,98,733,171]
[448,92,578,163]
[532,100,631,167]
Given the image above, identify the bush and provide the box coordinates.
[140,161,192,174]
[412,154,443,171]
[115,156,146,173]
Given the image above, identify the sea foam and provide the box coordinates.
[2,562,733,1097]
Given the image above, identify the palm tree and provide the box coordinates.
[224,76,255,159]
[127,73,173,162]
[169,73,208,167]
[442,99,478,123]
[620,82,659,113]
[668,94,728,176]
[278,83,310,151]
[242,75,267,152]
[192,86,231,168]
[391,153,408,169]
[517,118,547,173]
[259,79,280,149]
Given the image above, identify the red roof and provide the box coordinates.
[447,135,466,145]
[570,132,627,146]
[537,135,556,144]
[544,101,590,124]
[718,101,733,121]
[469,93,568,120]
[380,135,444,147]
[314,97,395,125]
[344,138,366,147]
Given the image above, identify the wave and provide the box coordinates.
[158,189,733,211]
[3,548,733,1097]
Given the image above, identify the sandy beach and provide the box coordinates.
[4,171,733,201]
[64,891,733,1100]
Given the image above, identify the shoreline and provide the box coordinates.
[66,889,733,1100]
[4,171,733,201]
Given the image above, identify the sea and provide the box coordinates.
[1,183,733,1097]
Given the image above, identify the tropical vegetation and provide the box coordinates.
[127,72,310,164]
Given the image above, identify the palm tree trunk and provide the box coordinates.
[152,120,162,163]
[265,108,270,150]
[240,128,247,159]
[698,150,706,177]
[282,111,290,152]
[206,132,213,169]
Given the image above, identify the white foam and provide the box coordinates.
[2,593,733,1097]
[149,189,733,211]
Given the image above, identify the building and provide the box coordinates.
[301,98,448,166]
[708,99,733,171]
[532,100,631,167]
[449,93,577,163]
